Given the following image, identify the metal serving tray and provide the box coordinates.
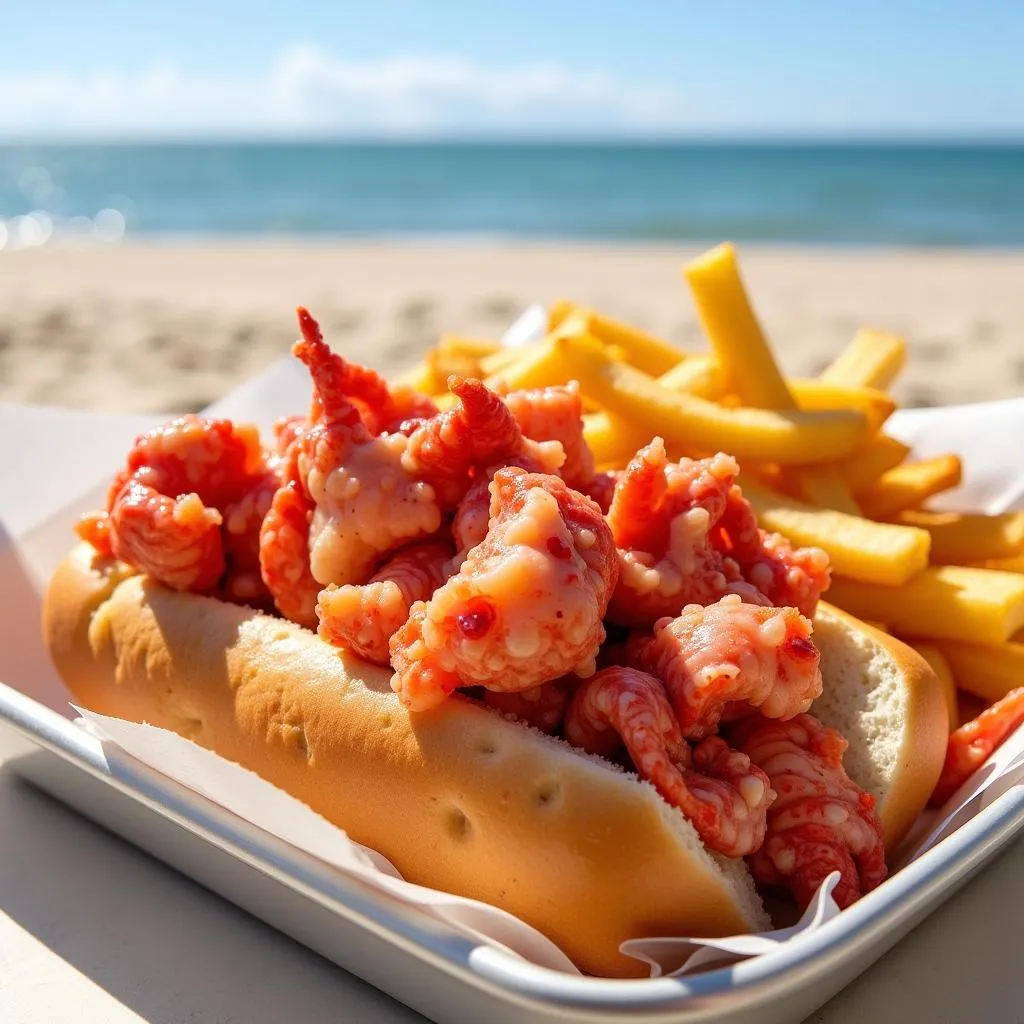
[2,680,1024,1024]
[3,383,1024,1023]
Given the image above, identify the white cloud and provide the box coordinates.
[0,45,689,138]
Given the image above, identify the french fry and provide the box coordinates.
[682,242,793,408]
[787,381,897,434]
[657,355,728,401]
[906,642,958,730]
[437,335,501,361]
[740,480,930,585]
[549,300,683,376]
[838,434,912,492]
[825,567,1024,646]
[975,553,1024,574]
[586,353,735,465]
[855,455,963,520]
[548,298,574,332]
[560,335,869,464]
[932,639,1024,705]
[820,327,907,390]
[794,467,862,515]
[482,334,585,392]
[393,359,444,395]
[681,243,861,513]
[582,412,652,466]
[478,345,532,377]
[894,510,1024,565]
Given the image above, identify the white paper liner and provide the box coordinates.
[1,326,1023,980]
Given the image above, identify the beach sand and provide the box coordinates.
[1,241,1021,414]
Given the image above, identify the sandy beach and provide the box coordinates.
[1,241,1021,414]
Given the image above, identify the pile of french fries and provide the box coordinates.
[396,241,1024,732]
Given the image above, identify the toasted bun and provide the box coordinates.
[43,543,769,978]
[811,602,949,854]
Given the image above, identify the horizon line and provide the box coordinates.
[3,132,1024,147]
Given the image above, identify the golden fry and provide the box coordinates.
[657,355,728,401]
[478,345,532,376]
[825,567,1024,646]
[547,298,575,333]
[906,642,957,731]
[682,242,792,409]
[681,245,862,512]
[856,455,963,520]
[787,380,897,434]
[482,335,584,392]
[392,358,445,395]
[561,336,869,464]
[895,509,1024,565]
[932,639,1024,705]
[820,327,907,390]
[740,480,930,585]
[437,335,501,361]
[794,466,862,515]
[549,300,682,376]
[975,553,1024,574]
[839,434,912,492]
[582,411,652,465]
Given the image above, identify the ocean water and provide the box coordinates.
[1,142,1023,247]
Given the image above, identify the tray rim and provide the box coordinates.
[2,678,1024,1018]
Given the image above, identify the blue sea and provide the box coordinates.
[1,142,1023,247]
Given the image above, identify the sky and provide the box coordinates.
[1,1,1021,141]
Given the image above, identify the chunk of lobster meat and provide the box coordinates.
[581,470,620,514]
[628,594,823,739]
[450,442,567,563]
[929,687,1024,807]
[715,485,831,618]
[401,375,530,510]
[316,538,454,664]
[564,667,774,857]
[389,468,618,712]
[303,429,443,587]
[75,511,114,557]
[451,474,493,560]
[290,309,444,586]
[109,480,225,592]
[273,415,307,457]
[95,416,274,593]
[483,680,574,735]
[379,385,440,435]
[258,479,321,629]
[502,382,596,490]
[220,462,282,607]
[123,414,264,510]
[605,439,760,628]
[294,306,399,435]
[728,713,887,910]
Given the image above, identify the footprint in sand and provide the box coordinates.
[328,310,364,334]
[399,297,434,326]
[972,319,996,347]
[477,296,520,324]
[914,338,952,363]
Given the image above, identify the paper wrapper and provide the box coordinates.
[2,314,1023,980]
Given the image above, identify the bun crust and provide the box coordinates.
[43,543,768,978]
